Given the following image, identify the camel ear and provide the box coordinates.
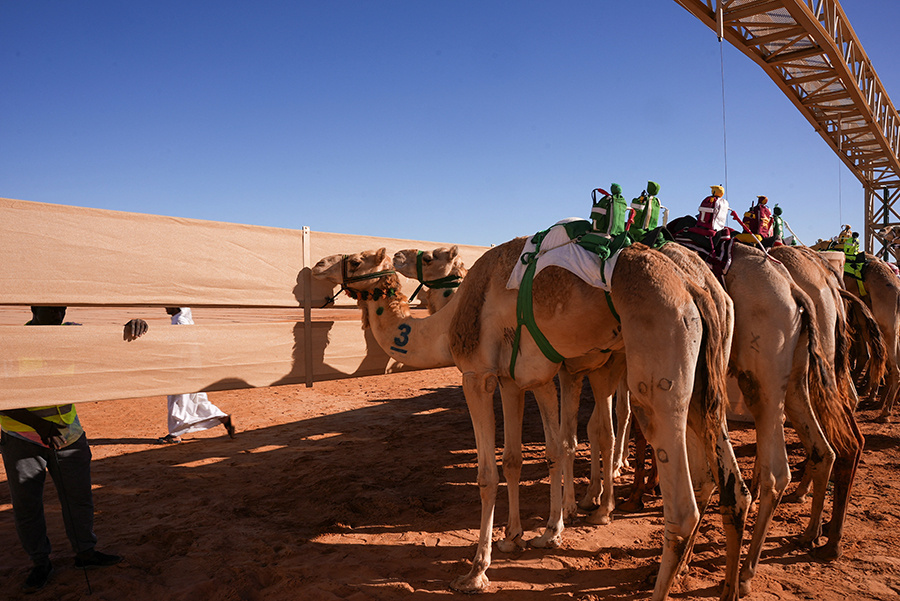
[375,247,387,261]
[449,245,459,258]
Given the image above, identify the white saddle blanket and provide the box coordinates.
[507,218,619,292]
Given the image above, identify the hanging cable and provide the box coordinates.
[717,3,728,192]
[838,118,843,227]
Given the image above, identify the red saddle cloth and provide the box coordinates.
[669,216,738,286]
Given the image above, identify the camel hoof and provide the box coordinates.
[738,579,752,598]
[450,573,490,593]
[616,499,644,514]
[529,534,562,549]
[718,579,739,601]
[577,499,600,512]
[781,491,809,504]
[496,536,525,554]
[795,532,820,550]
[875,413,890,424]
[586,509,612,525]
[810,543,841,562]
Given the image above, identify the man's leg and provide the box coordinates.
[46,433,97,554]
[0,431,53,564]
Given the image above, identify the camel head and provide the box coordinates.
[312,248,401,300]
[393,246,467,283]
[877,225,900,245]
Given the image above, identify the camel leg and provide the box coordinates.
[559,368,584,522]
[612,382,632,476]
[529,380,565,548]
[783,378,835,549]
[581,368,618,525]
[737,378,790,598]
[628,402,700,601]
[451,371,499,593]
[812,415,864,561]
[670,426,718,582]
[876,365,900,421]
[782,459,812,503]
[577,402,602,511]
[691,402,749,601]
[617,420,650,513]
[497,378,527,553]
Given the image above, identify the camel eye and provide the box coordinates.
[348,259,362,269]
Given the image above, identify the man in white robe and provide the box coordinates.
[157,308,235,443]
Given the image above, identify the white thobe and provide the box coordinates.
[167,308,228,437]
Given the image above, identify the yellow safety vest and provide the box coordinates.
[0,320,85,446]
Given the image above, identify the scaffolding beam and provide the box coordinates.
[675,0,900,255]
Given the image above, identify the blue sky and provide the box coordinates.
[2,1,898,248]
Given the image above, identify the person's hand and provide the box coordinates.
[124,319,149,341]
[34,420,65,449]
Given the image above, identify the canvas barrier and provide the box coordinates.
[0,198,489,409]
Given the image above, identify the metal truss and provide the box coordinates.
[674,0,900,253]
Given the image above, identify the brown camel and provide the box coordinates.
[810,241,900,421]
[312,249,571,557]
[846,255,900,421]
[656,241,845,596]
[392,246,467,314]
[768,245,884,563]
[392,246,621,524]
[448,238,748,600]
[314,240,750,601]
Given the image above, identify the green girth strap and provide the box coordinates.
[604,290,620,323]
[510,250,565,378]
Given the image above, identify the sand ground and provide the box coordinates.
[2,366,900,601]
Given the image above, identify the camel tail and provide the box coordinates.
[794,285,857,457]
[839,287,888,400]
[687,278,730,436]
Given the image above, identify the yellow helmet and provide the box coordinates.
[710,185,725,198]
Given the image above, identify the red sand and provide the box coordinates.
[2,367,900,601]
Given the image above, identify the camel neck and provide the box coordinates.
[361,292,458,369]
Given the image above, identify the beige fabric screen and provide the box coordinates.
[0,198,488,409]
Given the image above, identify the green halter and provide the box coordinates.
[408,250,463,302]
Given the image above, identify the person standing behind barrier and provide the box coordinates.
[157,308,235,444]
[0,306,148,593]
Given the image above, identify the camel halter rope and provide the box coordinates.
[321,255,397,307]
[407,250,463,302]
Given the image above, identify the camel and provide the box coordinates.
[392,246,621,526]
[392,246,467,314]
[313,249,571,553]
[392,245,625,525]
[845,255,900,421]
[767,245,885,562]
[553,235,867,594]
[314,240,750,601]
[393,245,626,526]
[810,241,900,420]
[652,240,850,596]
[448,238,748,600]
